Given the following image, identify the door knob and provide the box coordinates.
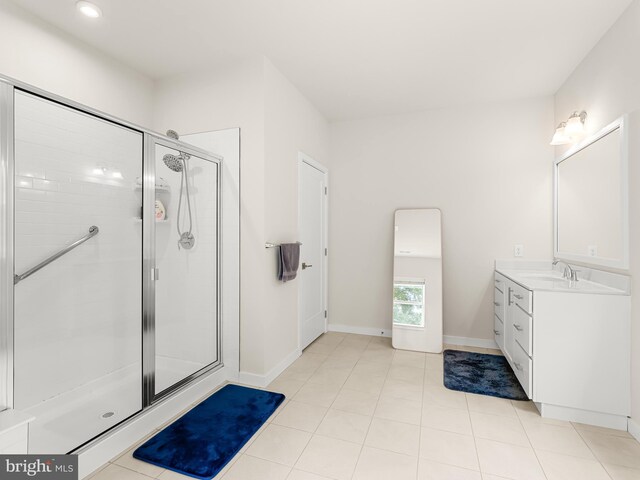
[302,262,313,270]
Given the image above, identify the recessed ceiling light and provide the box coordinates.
[76,1,102,18]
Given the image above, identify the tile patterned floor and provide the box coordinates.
[88,333,640,480]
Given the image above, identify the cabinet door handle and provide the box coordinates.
[494,301,500,307]
[494,330,501,336]
[513,323,523,331]
[514,362,523,371]
[495,279,501,284]
[513,294,523,300]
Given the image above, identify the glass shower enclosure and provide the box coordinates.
[0,82,222,454]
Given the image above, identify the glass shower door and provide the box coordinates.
[147,139,220,399]
[13,91,143,453]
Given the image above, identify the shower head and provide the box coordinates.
[163,153,184,172]
[166,129,179,140]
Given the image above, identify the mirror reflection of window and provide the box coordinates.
[393,281,425,327]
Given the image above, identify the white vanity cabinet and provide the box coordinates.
[494,264,631,429]
[494,272,533,397]
[493,275,506,351]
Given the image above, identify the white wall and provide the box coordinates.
[154,57,329,381]
[328,97,554,341]
[0,0,154,128]
[262,59,329,373]
[553,0,640,432]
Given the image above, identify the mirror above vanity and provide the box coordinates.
[554,116,629,269]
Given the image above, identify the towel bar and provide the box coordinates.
[265,241,302,249]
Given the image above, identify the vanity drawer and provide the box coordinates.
[511,342,532,398]
[494,314,504,351]
[494,287,505,321]
[510,283,532,314]
[511,304,532,357]
[494,273,507,291]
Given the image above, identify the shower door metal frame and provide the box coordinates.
[0,81,15,411]
[142,134,223,407]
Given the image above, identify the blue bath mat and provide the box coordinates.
[443,350,528,401]
[133,384,285,479]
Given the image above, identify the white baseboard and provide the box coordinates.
[443,335,499,349]
[327,326,496,349]
[629,417,640,442]
[328,323,391,338]
[538,403,628,431]
[238,348,301,388]
[77,366,235,479]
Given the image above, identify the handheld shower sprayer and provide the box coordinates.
[162,130,195,250]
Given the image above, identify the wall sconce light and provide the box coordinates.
[550,111,587,145]
[550,122,571,146]
[564,111,587,136]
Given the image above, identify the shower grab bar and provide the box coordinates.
[14,225,99,285]
[265,241,302,249]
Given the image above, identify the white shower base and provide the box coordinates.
[23,364,142,454]
[21,356,211,454]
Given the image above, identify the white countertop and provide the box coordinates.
[0,409,35,434]
[495,260,631,296]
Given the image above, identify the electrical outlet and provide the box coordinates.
[514,244,524,257]
[588,245,598,257]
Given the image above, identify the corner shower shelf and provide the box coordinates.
[134,185,171,193]
[134,218,169,223]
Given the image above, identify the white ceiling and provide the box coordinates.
[8,0,632,120]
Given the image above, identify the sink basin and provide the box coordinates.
[517,273,565,282]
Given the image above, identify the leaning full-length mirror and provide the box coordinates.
[555,116,628,269]
[392,209,443,353]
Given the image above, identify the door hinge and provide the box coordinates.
[324,310,327,318]
[324,248,328,256]
[324,187,327,195]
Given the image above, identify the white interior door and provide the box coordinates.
[299,155,327,350]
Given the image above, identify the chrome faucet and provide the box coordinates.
[552,259,578,282]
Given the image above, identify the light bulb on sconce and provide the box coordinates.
[550,122,571,146]
[564,111,587,136]
[550,110,587,145]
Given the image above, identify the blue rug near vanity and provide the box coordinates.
[133,384,285,479]
[443,350,528,401]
